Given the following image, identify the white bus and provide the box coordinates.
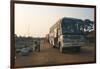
[49,17,85,53]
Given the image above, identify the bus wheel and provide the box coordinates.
[60,46,64,53]
[53,45,56,48]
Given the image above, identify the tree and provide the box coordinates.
[84,19,94,43]
[84,19,94,33]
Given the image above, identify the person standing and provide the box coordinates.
[34,39,40,52]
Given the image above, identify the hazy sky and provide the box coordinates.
[15,4,94,37]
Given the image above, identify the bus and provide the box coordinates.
[49,17,85,53]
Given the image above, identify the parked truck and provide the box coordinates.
[49,17,85,53]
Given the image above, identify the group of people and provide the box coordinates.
[20,39,41,56]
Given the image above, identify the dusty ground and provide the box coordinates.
[14,39,95,68]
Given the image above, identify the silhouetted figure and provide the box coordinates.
[34,40,40,52]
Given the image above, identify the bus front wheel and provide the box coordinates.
[60,46,64,53]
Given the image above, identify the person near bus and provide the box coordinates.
[34,40,40,52]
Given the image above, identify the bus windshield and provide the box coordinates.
[62,19,84,34]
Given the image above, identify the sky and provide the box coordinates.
[15,4,94,37]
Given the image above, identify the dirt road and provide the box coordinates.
[14,39,95,68]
